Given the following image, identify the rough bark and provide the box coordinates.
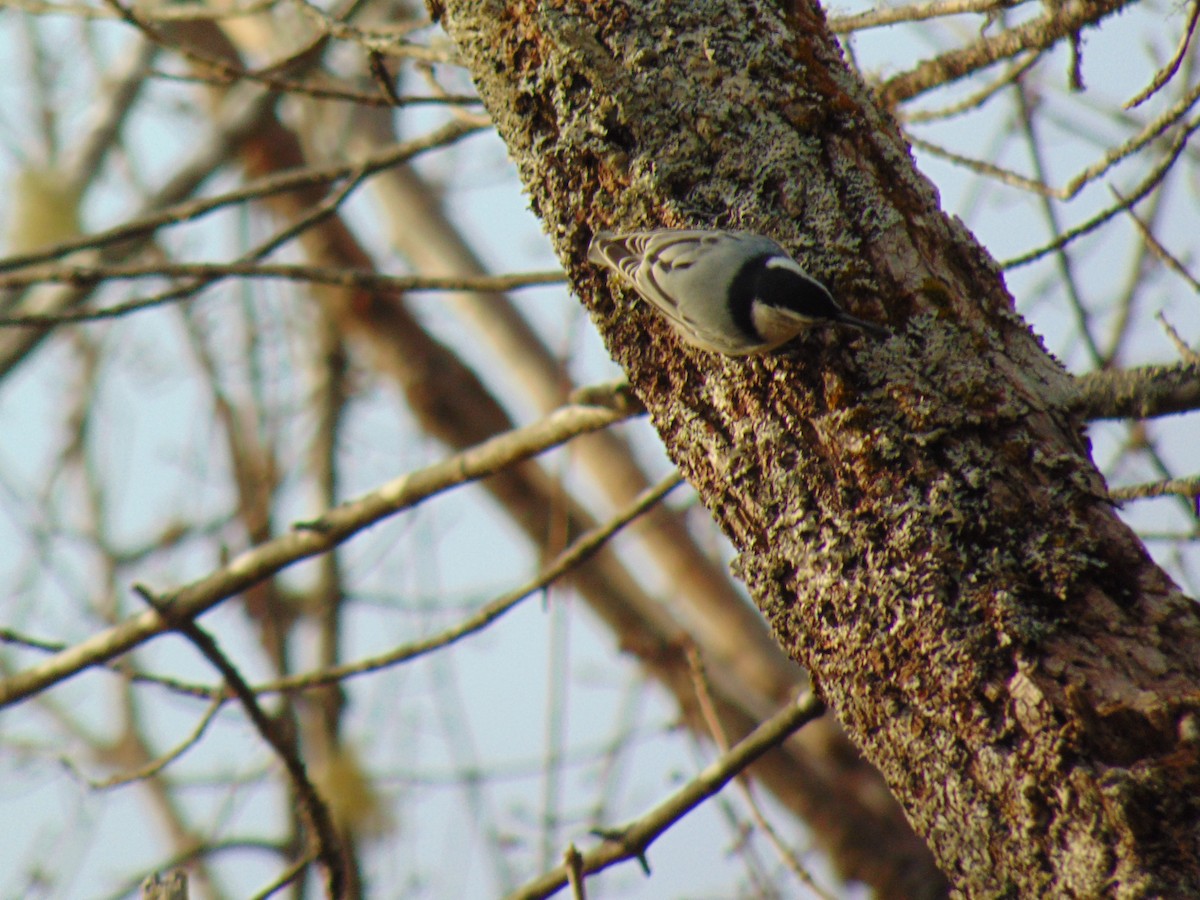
[434,0,1200,895]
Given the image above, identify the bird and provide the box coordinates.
[588,228,890,355]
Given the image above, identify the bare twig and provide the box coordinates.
[87,695,227,788]
[65,39,157,194]
[1155,313,1200,363]
[1013,79,1104,366]
[909,135,1053,195]
[1121,195,1200,294]
[134,586,346,898]
[1004,113,1200,268]
[0,79,279,376]
[149,66,478,107]
[0,167,378,327]
[0,119,483,275]
[901,52,1042,125]
[249,849,321,900]
[0,397,644,709]
[1109,475,1200,504]
[253,472,683,695]
[0,267,565,326]
[505,692,826,900]
[8,0,281,21]
[1067,360,1200,421]
[829,0,1025,32]
[877,0,1131,108]
[914,76,1200,203]
[1125,0,1200,109]
[685,649,836,900]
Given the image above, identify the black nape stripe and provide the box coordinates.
[727,253,774,341]
[757,262,840,319]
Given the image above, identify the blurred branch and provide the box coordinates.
[150,66,478,106]
[900,52,1041,125]
[877,0,1131,108]
[830,0,1026,32]
[249,850,320,900]
[507,692,826,900]
[1012,80,1104,367]
[135,586,346,898]
[0,79,279,377]
[0,267,565,326]
[1110,475,1200,503]
[7,0,282,20]
[18,164,380,327]
[65,38,157,194]
[253,472,684,695]
[685,648,836,900]
[1125,0,1200,109]
[1067,360,1200,421]
[912,77,1200,204]
[85,696,226,788]
[1126,201,1200,293]
[1004,113,1200,268]
[0,119,484,275]
[102,0,464,104]
[0,398,642,709]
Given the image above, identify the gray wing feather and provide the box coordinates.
[588,230,779,342]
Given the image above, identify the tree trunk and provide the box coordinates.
[434,0,1200,894]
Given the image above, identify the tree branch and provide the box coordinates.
[1068,360,1200,422]
[0,397,641,709]
[507,692,826,900]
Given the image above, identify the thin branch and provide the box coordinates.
[1155,313,1200,363]
[1050,78,1200,202]
[288,0,430,54]
[1004,113,1200,269]
[1125,0,1200,109]
[505,692,826,900]
[101,0,464,106]
[0,78,280,376]
[0,268,566,326]
[249,849,321,900]
[1067,360,1200,422]
[0,627,68,652]
[877,0,1131,108]
[102,0,327,93]
[1109,475,1200,504]
[1122,196,1200,293]
[0,397,644,709]
[86,695,227,788]
[65,38,157,195]
[901,51,1042,125]
[148,66,479,107]
[1,630,227,699]
[909,135,1054,195]
[915,75,1200,202]
[6,0,283,21]
[251,472,683,695]
[1,166,379,328]
[134,586,346,898]
[1013,79,1104,367]
[829,0,1025,33]
[0,119,484,275]
[685,648,836,900]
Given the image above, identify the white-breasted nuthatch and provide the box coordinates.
[588,229,890,355]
